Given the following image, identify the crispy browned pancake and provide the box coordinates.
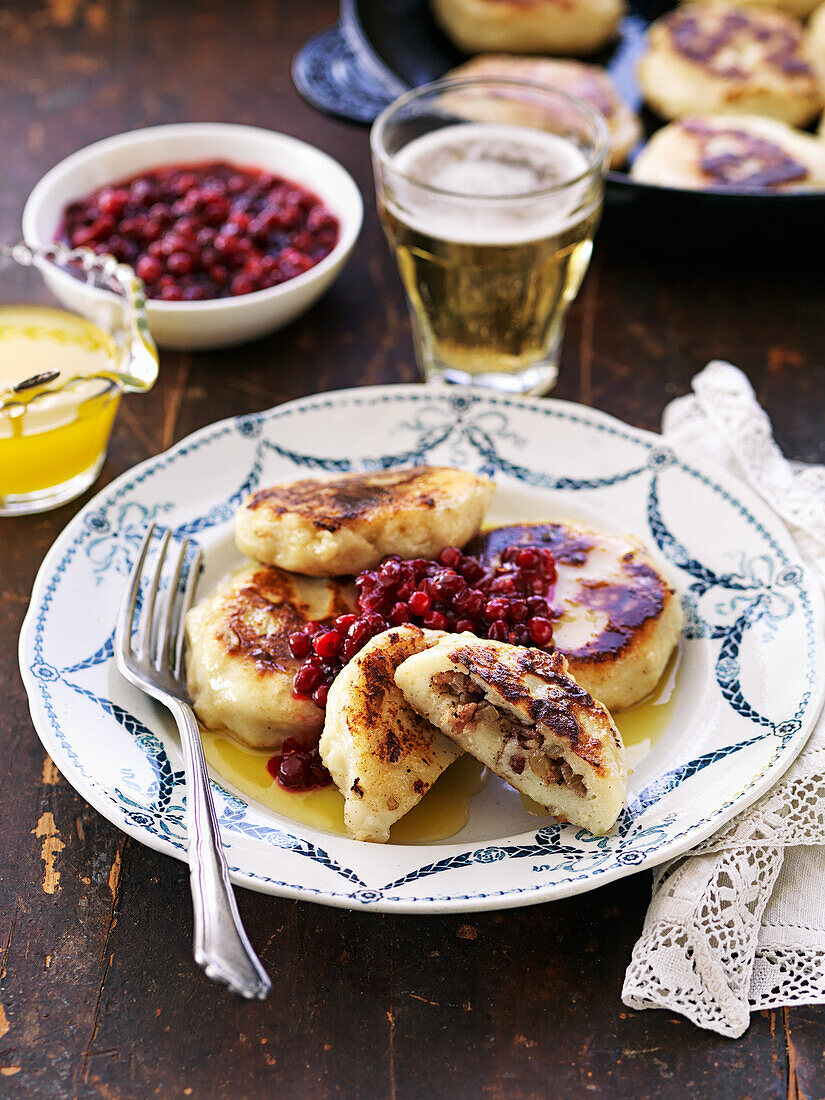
[320,626,459,842]
[638,3,823,126]
[235,466,493,576]
[466,520,683,711]
[431,0,625,56]
[396,632,626,834]
[446,55,642,168]
[185,564,355,749]
[631,114,825,192]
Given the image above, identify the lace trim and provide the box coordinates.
[693,762,825,854]
[624,362,825,1036]
[664,361,825,582]
[624,845,785,1038]
[751,948,825,1009]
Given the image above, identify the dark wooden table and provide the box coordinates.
[1,2,824,1097]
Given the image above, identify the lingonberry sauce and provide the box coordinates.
[267,738,332,791]
[289,544,557,713]
[59,161,339,301]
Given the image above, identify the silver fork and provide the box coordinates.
[116,522,271,1000]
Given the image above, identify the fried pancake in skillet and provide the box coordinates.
[431,0,626,56]
[638,4,823,126]
[446,54,642,168]
[631,114,825,191]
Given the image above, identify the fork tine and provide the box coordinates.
[174,545,203,681]
[136,528,170,662]
[115,531,269,997]
[153,536,187,673]
[116,521,156,661]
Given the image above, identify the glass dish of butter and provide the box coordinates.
[0,243,158,515]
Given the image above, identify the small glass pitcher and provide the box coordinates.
[0,242,158,516]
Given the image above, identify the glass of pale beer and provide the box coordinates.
[371,78,609,395]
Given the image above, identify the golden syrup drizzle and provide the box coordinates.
[200,729,488,843]
[519,645,682,819]
[0,305,117,390]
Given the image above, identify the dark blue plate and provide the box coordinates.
[293,0,825,256]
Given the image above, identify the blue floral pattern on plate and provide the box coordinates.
[19,386,825,912]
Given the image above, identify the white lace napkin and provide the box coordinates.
[622,360,825,1039]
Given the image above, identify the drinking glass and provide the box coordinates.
[371,77,609,395]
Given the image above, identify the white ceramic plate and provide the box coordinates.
[19,386,825,913]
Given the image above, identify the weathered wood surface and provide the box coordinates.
[0,1,823,1097]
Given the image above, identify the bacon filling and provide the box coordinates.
[431,670,588,797]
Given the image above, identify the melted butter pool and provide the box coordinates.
[201,730,488,844]
[203,646,682,836]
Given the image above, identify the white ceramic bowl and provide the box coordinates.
[23,123,363,350]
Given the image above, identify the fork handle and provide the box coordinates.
[169,698,272,1000]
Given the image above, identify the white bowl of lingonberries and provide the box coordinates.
[23,123,363,350]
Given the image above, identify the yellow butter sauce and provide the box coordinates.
[200,730,488,844]
[203,648,682,837]
[0,305,120,495]
[613,644,681,759]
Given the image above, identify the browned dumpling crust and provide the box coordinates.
[320,625,459,842]
[466,521,683,712]
[431,0,626,57]
[396,632,627,834]
[235,466,494,577]
[638,3,824,126]
[631,114,825,190]
[447,55,642,167]
[185,564,355,749]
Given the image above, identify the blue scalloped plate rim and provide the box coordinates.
[18,385,825,912]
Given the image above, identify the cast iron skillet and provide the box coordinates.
[293,0,825,256]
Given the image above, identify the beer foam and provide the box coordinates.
[387,123,594,245]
